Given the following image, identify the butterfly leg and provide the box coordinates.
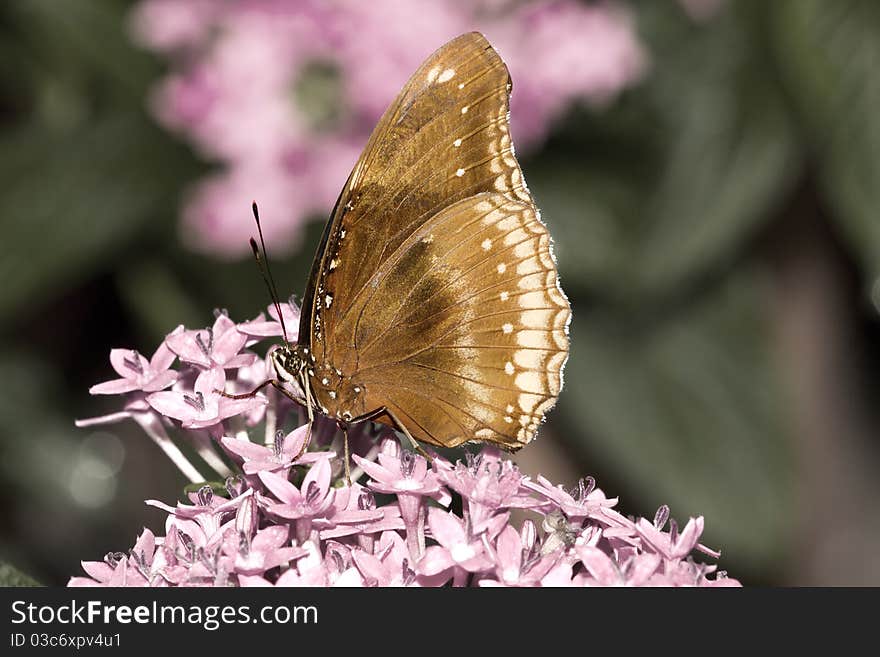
[217,378,317,460]
[336,421,353,487]
[293,371,315,461]
[215,378,275,400]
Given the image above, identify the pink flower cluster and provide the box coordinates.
[129,0,646,257]
[73,305,739,587]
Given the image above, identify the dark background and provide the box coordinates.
[1,1,879,586]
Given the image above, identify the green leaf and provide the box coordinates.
[772,0,880,280]
[116,258,206,343]
[2,0,158,103]
[0,561,41,587]
[529,1,800,303]
[557,266,794,568]
[0,113,195,325]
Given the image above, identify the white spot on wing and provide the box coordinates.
[461,106,469,114]
[453,138,462,147]
[517,330,551,349]
[497,263,507,274]
[514,349,544,369]
[455,168,466,177]
[515,371,542,392]
[481,238,492,251]
[502,323,513,334]
[438,68,455,83]
[505,361,515,375]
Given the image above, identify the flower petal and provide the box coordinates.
[418,546,454,576]
[258,470,301,506]
[143,370,178,392]
[146,391,197,421]
[90,378,140,395]
[426,508,465,548]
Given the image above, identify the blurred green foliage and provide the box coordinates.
[1,0,879,585]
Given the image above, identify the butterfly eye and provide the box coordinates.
[270,350,295,383]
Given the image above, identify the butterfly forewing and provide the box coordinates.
[298,32,570,449]
[303,33,525,361]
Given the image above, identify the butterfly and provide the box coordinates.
[247,32,570,462]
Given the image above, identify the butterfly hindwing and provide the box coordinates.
[353,193,570,448]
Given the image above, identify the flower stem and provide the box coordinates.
[133,413,205,484]
[191,430,232,479]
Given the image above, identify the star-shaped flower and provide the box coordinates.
[89,335,179,395]
[165,313,256,370]
[523,475,617,522]
[146,367,266,430]
[238,301,300,341]
[221,425,326,475]
[258,457,336,522]
[419,508,494,579]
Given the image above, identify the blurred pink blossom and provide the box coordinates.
[130,0,646,257]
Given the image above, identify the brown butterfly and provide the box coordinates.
[246,32,570,461]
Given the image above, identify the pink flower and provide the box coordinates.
[318,484,388,532]
[354,443,443,498]
[438,448,536,532]
[89,339,178,395]
[480,523,561,587]
[575,546,663,587]
[238,301,301,341]
[635,507,712,561]
[259,457,336,544]
[129,0,219,52]
[147,367,266,430]
[69,530,158,587]
[354,440,450,559]
[147,485,250,545]
[180,165,315,257]
[319,490,404,546]
[221,425,325,475]
[419,508,495,583]
[221,524,307,577]
[524,475,617,522]
[165,313,255,370]
[351,532,420,587]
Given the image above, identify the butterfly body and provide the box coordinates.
[272,32,570,451]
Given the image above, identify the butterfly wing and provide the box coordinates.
[301,32,527,360]
[300,32,570,448]
[353,193,570,449]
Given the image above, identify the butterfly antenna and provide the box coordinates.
[250,202,291,346]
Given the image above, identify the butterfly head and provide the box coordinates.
[270,343,309,385]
